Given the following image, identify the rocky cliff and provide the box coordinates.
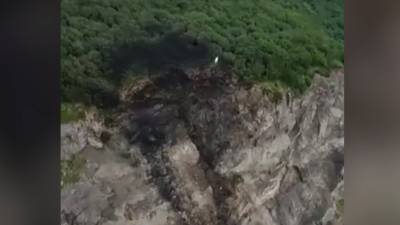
[61,69,344,225]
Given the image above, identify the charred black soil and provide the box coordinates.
[119,67,243,225]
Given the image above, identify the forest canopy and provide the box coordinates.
[61,0,343,106]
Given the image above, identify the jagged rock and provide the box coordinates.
[61,109,107,160]
[62,133,180,225]
[165,126,218,225]
[61,69,344,225]
[61,182,112,225]
[61,123,89,161]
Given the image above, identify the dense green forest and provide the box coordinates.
[61,0,343,107]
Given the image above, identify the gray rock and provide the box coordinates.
[61,141,180,225]
[61,110,107,161]
[61,70,344,225]
[61,123,88,161]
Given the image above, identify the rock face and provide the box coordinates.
[61,68,344,225]
[61,109,106,160]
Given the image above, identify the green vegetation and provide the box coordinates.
[335,198,344,223]
[260,80,289,103]
[336,198,344,215]
[61,155,86,188]
[61,103,86,123]
[62,0,343,106]
[336,199,344,217]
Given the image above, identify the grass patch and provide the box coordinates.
[336,198,344,215]
[61,103,86,123]
[260,80,289,103]
[61,155,86,188]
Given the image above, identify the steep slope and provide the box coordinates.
[61,69,343,225]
